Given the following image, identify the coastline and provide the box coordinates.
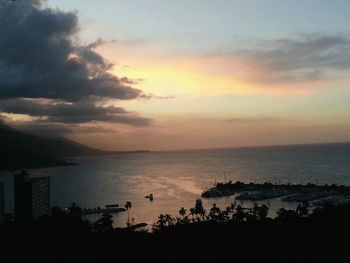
[202,181,350,206]
[0,160,77,172]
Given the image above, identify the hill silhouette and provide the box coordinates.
[0,123,103,170]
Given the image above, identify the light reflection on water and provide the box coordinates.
[29,144,350,227]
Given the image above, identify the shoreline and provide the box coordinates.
[202,181,350,206]
[0,160,77,172]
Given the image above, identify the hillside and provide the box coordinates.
[0,123,103,170]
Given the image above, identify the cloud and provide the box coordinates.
[119,77,144,85]
[139,93,176,100]
[223,34,350,85]
[0,98,151,126]
[0,0,143,101]
[0,0,152,129]
[226,117,275,123]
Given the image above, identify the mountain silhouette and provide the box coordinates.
[0,123,102,170]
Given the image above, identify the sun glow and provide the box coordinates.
[100,42,326,100]
[98,43,261,98]
[116,64,256,97]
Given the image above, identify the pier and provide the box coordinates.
[79,207,126,216]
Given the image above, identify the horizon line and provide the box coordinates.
[125,140,350,154]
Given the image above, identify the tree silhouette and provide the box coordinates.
[93,213,113,232]
[233,204,247,222]
[177,207,190,224]
[252,203,269,221]
[194,199,206,220]
[153,213,175,231]
[296,201,310,218]
[209,203,222,222]
[179,207,187,217]
[276,208,300,222]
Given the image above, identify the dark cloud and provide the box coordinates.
[0,98,151,126]
[119,77,144,85]
[230,34,350,84]
[0,0,142,101]
[0,0,152,128]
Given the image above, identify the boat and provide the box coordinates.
[145,193,154,201]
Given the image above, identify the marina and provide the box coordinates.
[202,181,350,206]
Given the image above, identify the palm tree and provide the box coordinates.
[177,208,189,224]
[179,207,187,217]
[155,214,167,230]
[234,204,246,222]
[209,203,222,221]
[165,214,175,226]
[189,207,196,222]
[296,201,310,218]
[252,203,269,221]
[194,199,205,220]
[125,201,132,226]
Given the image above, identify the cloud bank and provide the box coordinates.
[0,0,151,132]
[223,34,350,85]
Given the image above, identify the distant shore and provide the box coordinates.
[0,150,151,171]
[102,150,151,155]
[0,160,77,172]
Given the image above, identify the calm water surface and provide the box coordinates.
[29,143,350,227]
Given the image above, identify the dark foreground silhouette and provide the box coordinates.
[1,202,349,263]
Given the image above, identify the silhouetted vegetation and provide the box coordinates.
[1,201,350,262]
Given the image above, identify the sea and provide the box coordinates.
[3,143,350,227]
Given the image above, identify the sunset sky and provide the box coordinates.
[1,0,350,150]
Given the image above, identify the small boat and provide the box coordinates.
[145,193,154,201]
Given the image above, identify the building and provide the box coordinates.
[0,172,15,222]
[0,183,4,224]
[14,171,50,222]
[0,171,15,221]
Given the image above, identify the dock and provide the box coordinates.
[79,207,126,216]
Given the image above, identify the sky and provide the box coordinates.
[1,0,350,151]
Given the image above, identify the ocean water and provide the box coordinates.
[24,143,350,227]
